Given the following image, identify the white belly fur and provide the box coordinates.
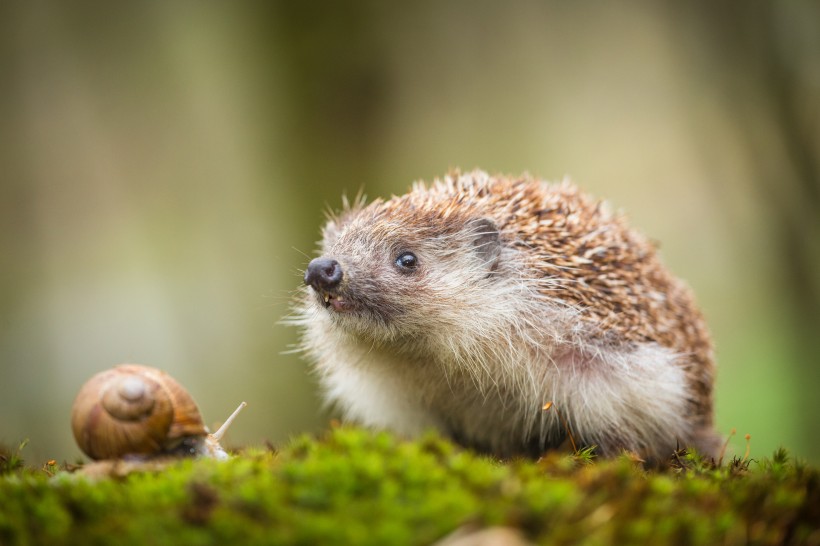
[313,328,691,460]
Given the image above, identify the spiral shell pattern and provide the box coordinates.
[70,364,207,460]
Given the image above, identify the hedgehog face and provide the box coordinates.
[304,209,502,344]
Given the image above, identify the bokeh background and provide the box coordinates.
[1,2,818,464]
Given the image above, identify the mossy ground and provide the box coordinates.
[1,427,818,546]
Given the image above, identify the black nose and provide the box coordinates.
[305,258,343,290]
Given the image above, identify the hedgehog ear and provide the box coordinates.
[468,217,500,268]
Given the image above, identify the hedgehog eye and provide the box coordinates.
[395,252,418,271]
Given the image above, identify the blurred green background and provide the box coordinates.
[1,2,818,464]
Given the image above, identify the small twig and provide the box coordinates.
[718,428,736,467]
[542,401,577,452]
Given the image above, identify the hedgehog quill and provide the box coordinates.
[297,170,719,462]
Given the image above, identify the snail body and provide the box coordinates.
[71,364,244,461]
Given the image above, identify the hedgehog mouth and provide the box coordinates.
[316,290,353,312]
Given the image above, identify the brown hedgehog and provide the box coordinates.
[297,170,719,462]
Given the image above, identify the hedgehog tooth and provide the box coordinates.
[323,294,331,303]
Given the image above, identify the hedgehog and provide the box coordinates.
[297,170,719,462]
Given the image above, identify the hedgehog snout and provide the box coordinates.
[305,257,343,291]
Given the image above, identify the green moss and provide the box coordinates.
[0,440,29,476]
[1,427,818,545]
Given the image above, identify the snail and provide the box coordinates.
[70,364,246,461]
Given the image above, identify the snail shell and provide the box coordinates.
[71,364,208,460]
